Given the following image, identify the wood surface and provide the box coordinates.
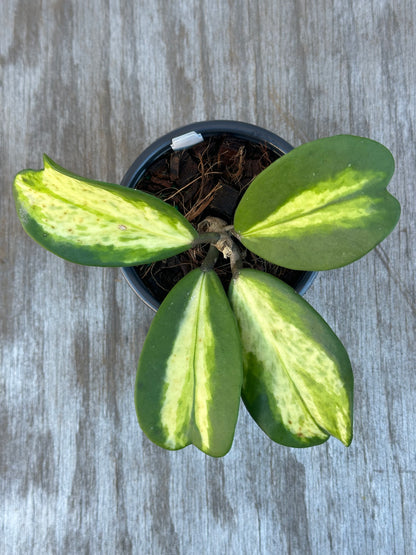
[1,0,415,553]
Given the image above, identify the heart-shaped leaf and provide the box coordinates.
[234,135,400,270]
[13,156,197,266]
[136,268,243,457]
[229,269,353,447]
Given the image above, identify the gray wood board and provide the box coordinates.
[1,1,415,553]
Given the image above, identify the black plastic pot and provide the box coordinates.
[121,120,317,311]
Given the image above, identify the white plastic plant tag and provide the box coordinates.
[171,131,204,150]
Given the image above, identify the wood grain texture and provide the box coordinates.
[1,0,415,553]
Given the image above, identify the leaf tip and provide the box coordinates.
[335,423,353,447]
[42,153,54,169]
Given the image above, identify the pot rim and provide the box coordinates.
[120,120,317,311]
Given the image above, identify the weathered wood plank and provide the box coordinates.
[1,0,415,553]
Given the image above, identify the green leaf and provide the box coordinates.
[234,135,400,270]
[13,155,197,266]
[229,269,353,448]
[136,268,243,457]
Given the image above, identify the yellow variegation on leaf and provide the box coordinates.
[234,135,400,270]
[229,269,353,447]
[136,268,243,457]
[13,156,197,266]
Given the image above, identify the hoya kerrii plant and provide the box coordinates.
[13,135,400,457]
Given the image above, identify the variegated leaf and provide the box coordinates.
[234,135,400,270]
[136,268,243,457]
[13,155,197,266]
[229,269,353,448]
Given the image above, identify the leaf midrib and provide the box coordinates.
[190,273,205,442]
[242,192,368,237]
[28,180,182,241]
[242,181,378,237]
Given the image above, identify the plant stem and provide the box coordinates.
[200,245,219,272]
[194,224,243,276]
[192,232,221,246]
[229,242,243,277]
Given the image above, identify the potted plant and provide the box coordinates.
[13,121,400,457]
[119,121,317,310]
